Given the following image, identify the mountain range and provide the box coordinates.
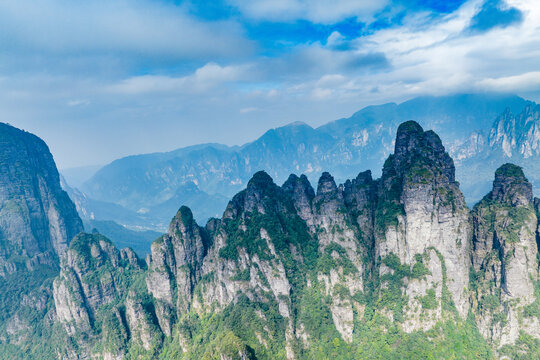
[73,93,540,241]
[0,119,539,359]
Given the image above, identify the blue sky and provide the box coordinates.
[1,0,539,168]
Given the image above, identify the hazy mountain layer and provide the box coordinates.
[81,93,532,232]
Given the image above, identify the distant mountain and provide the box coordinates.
[458,104,540,201]
[82,93,532,231]
[64,175,228,232]
[60,165,102,188]
[83,220,161,257]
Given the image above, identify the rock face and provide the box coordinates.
[146,206,210,335]
[489,105,540,159]
[0,123,83,275]
[471,163,540,346]
[53,233,155,358]
[374,121,472,329]
[4,120,540,359]
[0,123,84,357]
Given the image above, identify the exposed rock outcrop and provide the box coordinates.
[374,121,471,329]
[53,233,152,359]
[471,163,539,346]
[0,123,83,275]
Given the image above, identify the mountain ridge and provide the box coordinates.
[79,93,534,234]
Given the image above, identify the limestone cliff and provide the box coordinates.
[374,121,471,330]
[0,122,83,274]
[471,164,539,347]
[0,123,83,354]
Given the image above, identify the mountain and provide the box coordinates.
[81,93,531,231]
[0,122,83,351]
[83,219,162,257]
[459,104,540,201]
[62,175,220,237]
[5,120,538,359]
[60,165,102,189]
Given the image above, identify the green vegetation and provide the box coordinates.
[317,243,358,276]
[419,289,437,310]
[495,163,526,180]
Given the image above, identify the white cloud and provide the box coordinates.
[0,0,251,62]
[227,0,388,23]
[478,72,540,92]
[108,63,250,94]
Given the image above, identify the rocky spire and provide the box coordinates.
[223,170,281,218]
[375,120,471,328]
[471,163,539,346]
[392,120,455,183]
[146,205,209,334]
[282,174,315,222]
[491,163,532,206]
[316,172,339,196]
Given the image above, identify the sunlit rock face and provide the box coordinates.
[471,163,539,347]
[374,121,472,330]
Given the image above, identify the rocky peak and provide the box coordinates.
[391,120,455,183]
[343,170,376,210]
[491,163,532,206]
[224,170,283,218]
[471,163,539,346]
[316,171,339,196]
[394,120,425,160]
[282,174,314,200]
[282,174,315,220]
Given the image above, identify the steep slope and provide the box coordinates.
[82,94,530,230]
[374,121,471,329]
[0,123,83,271]
[53,233,153,358]
[0,122,83,355]
[471,164,540,348]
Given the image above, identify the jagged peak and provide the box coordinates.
[223,171,284,218]
[394,121,445,159]
[169,205,201,240]
[355,170,373,184]
[344,170,374,194]
[246,170,276,192]
[283,173,300,186]
[316,171,338,196]
[390,121,455,183]
[282,174,315,199]
[491,163,532,206]
[67,232,121,270]
[495,163,526,180]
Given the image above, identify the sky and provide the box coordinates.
[1,0,540,169]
